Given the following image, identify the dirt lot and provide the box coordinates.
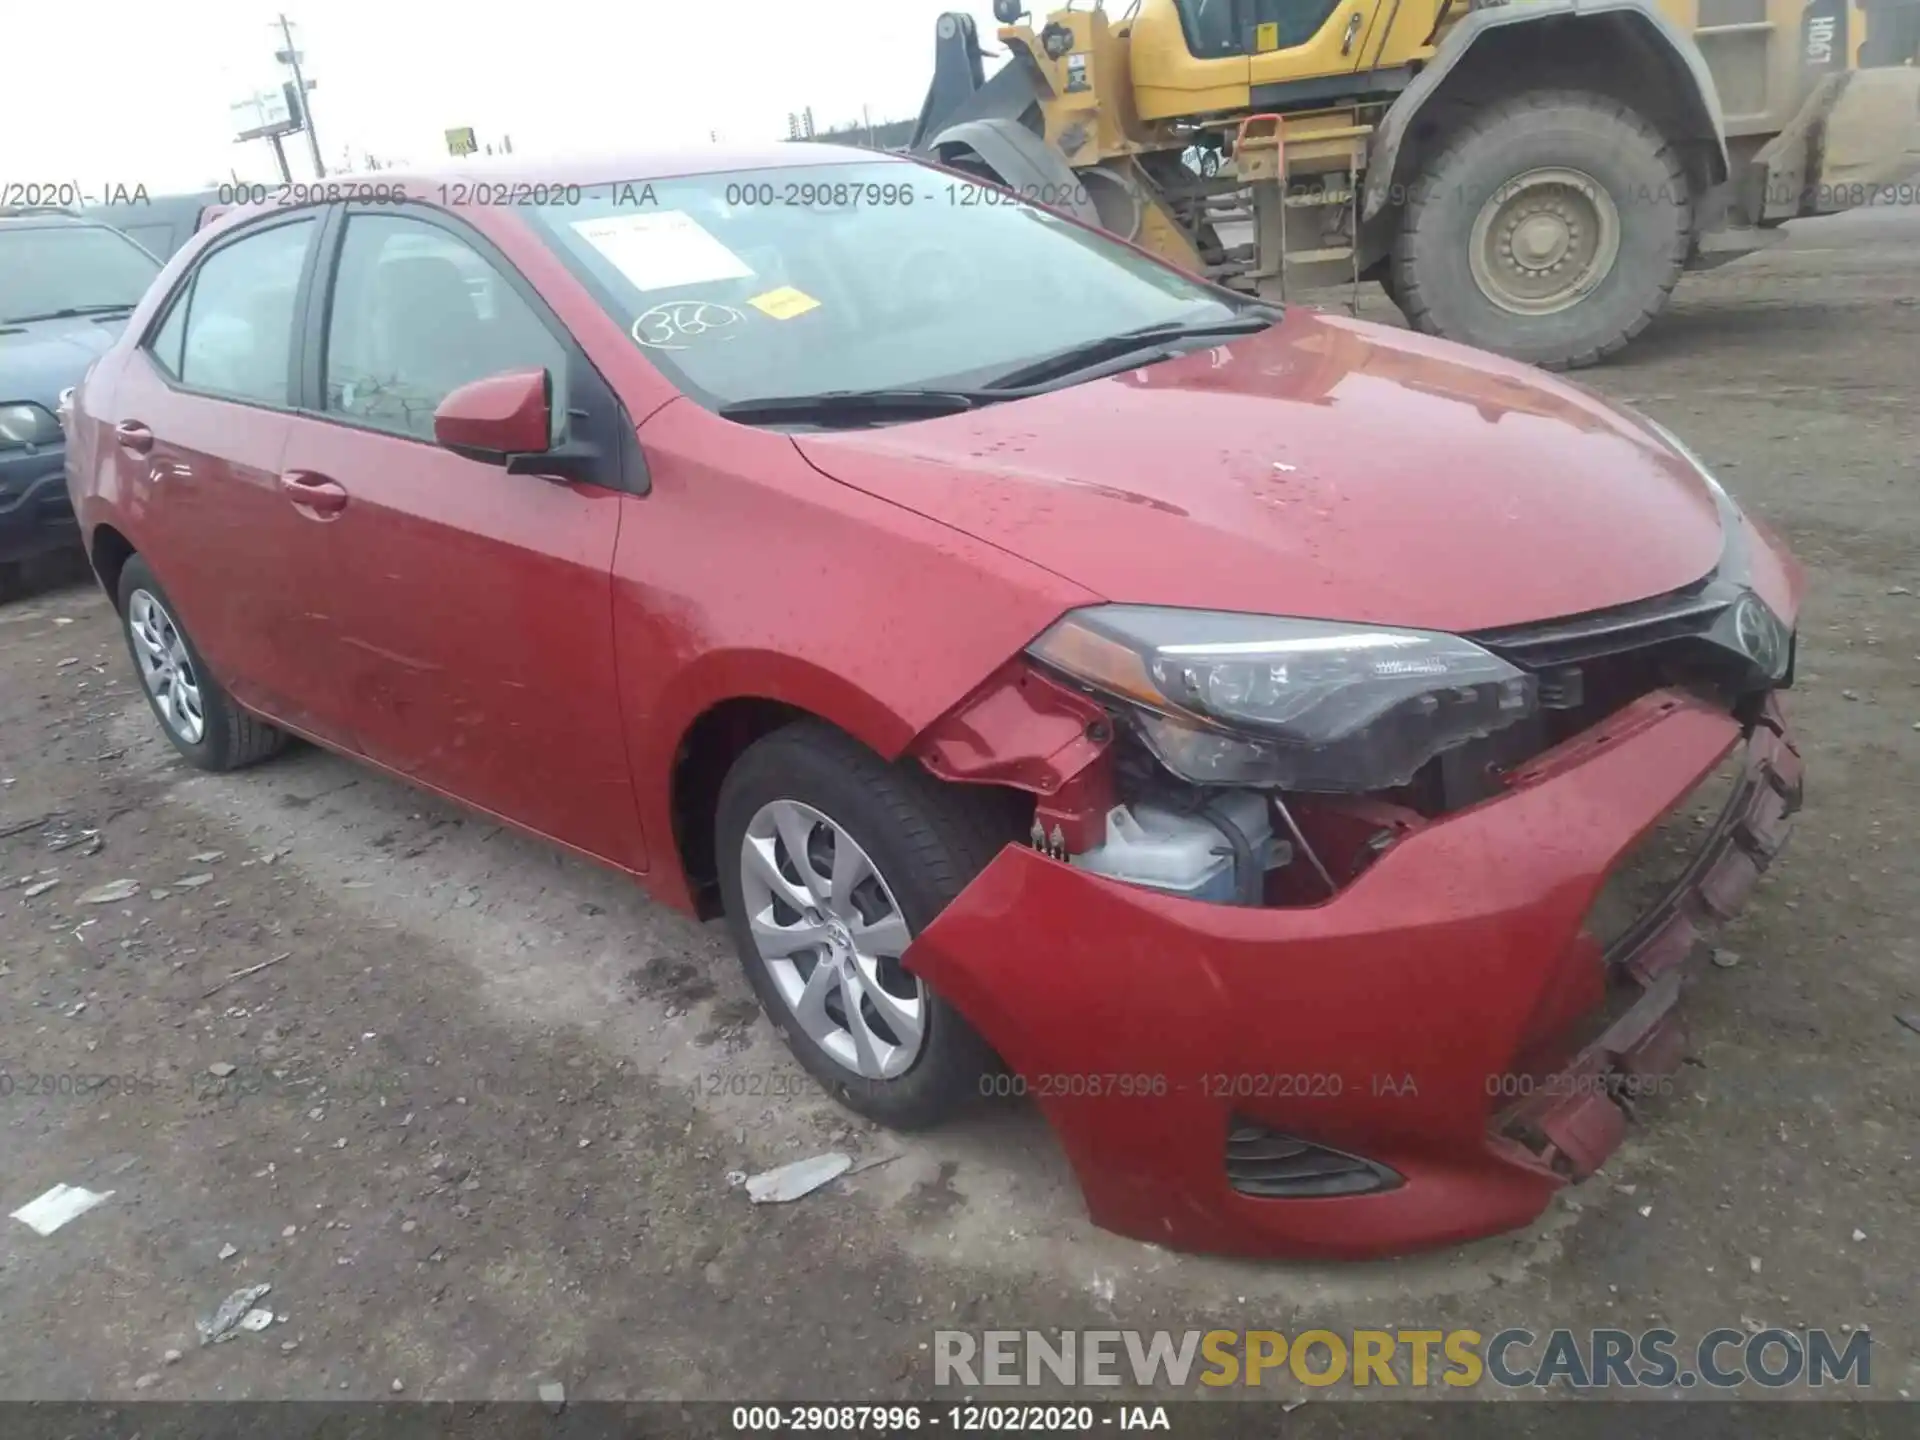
[1,211,1916,1410]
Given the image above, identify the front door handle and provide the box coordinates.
[1342,11,1364,54]
[280,470,350,516]
[115,420,154,455]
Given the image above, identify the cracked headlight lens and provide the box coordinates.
[1028,605,1537,792]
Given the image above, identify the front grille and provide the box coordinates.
[1458,577,1790,803]
[1225,1118,1401,1198]
[1473,582,1732,670]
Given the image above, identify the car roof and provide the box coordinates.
[84,190,219,221]
[341,141,900,196]
[0,210,96,228]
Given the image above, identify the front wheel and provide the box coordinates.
[1391,91,1691,369]
[714,721,1011,1130]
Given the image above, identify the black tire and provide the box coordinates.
[117,555,287,772]
[714,720,1013,1130]
[1390,91,1690,370]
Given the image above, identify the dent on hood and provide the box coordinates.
[798,310,1725,634]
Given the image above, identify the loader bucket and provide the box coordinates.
[1745,65,1920,221]
[1805,65,1920,211]
[909,12,1049,153]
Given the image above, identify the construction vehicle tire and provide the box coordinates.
[1390,90,1689,370]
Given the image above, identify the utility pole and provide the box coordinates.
[274,14,326,178]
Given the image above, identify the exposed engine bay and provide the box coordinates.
[915,559,1795,912]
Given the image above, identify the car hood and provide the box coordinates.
[794,309,1726,634]
[0,316,126,409]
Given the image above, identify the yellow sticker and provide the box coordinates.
[748,286,822,320]
[1255,20,1279,49]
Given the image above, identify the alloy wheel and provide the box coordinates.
[127,589,206,746]
[738,799,926,1080]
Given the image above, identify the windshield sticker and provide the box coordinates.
[570,211,754,292]
[746,285,822,321]
[632,300,748,351]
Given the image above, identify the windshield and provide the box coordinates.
[524,159,1248,408]
[0,224,161,325]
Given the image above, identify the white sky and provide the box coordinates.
[4,1,1008,192]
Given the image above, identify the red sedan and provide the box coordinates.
[64,145,1803,1259]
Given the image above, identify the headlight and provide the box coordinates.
[0,401,62,450]
[1028,605,1537,792]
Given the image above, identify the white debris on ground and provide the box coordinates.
[77,878,140,905]
[9,1184,115,1236]
[196,1283,273,1345]
[745,1152,852,1204]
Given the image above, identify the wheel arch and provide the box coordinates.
[1363,4,1731,231]
[88,522,138,612]
[658,658,1059,922]
[651,650,926,919]
[667,695,815,921]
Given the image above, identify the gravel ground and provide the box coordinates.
[0,208,1915,1410]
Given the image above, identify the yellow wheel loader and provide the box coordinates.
[910,0,1920,368]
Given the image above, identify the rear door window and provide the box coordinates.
[172,218,315,406]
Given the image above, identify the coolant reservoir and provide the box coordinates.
[1070,791,1287,904]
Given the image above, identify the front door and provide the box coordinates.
[276,207,643,868]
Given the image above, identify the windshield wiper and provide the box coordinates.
[982,309,1281,391]
[4,303,138,324]
[717,387,1009,427]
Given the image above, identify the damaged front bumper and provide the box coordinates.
[904,689,1803,1260]
[1496,697,1801,1179]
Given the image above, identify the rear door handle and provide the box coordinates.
[280,470,350,516]
[115,420,154,455]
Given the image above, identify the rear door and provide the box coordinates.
[107,211,342,733]
[275,205,643,867]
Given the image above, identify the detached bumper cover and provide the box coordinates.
[1500,703,1800,1178]
[904,690,1802,1259]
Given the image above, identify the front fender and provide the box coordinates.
[615,398,1099,911]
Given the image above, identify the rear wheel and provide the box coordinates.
[117,555,287,771]
[1391,91,1690,369]
[714,721,1011,1130]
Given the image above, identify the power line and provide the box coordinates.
[273,14,326,178]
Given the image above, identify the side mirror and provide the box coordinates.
[433,368,553,460]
